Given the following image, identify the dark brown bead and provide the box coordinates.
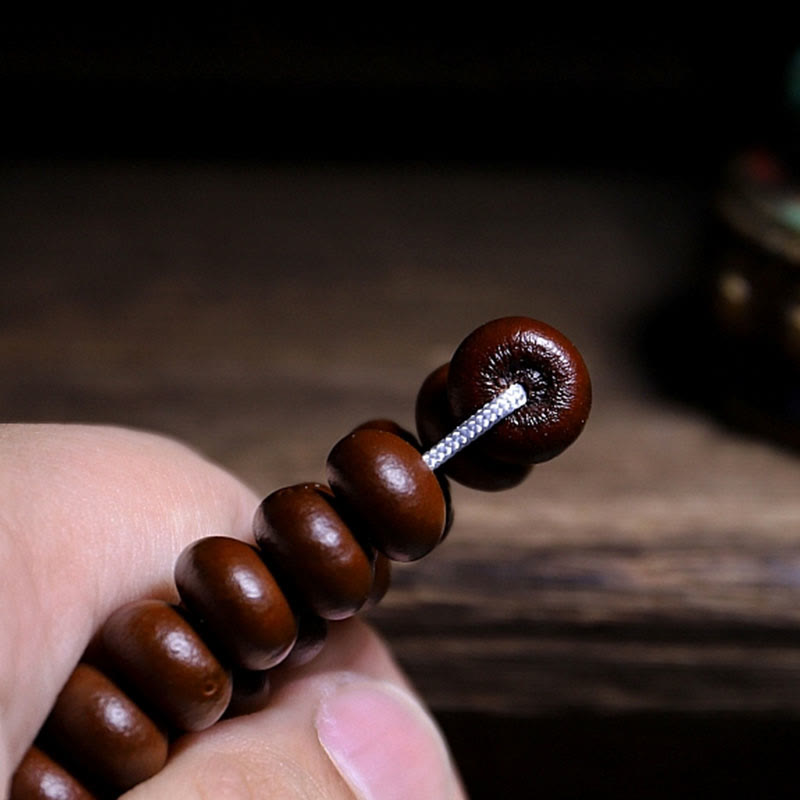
[10,746,97,800]
[354,416,455,538]
[101,599,232,732]
[363,552,392,609]
[447,316,592,464]
[175,536,297,671]
[253,483,373,620]
[327,429,446,562]
[279,613,328,668]
[416,362,533,490]
[224,667,272,718]
[39,664,167,793]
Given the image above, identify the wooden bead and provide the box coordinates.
[353,417,455,540]
[175,536,297,671]
[327,428,446,562]
[253,483,373,620]
[447,316,592,464]
[10,746,96,800]
[39,664,167,794]
[101,599,232,732]
[416,362,533,490]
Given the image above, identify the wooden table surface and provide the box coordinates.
[4,160,800,795]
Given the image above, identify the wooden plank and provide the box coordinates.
[3,162,800,715]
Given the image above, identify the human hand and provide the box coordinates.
[1,424,465,798]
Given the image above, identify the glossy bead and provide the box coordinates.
[416,362,533,490]
[101,599,232,732]
[10,746,96,800]
[447,316,592,464]
[224,667,272,718]
[327,429,446,562]
[354,417,455,540]
[39,664,167,793]
[253,483,373,620]
[175,536,297,671]
[279,613,328,668]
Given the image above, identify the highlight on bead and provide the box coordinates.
[10,315,591,798]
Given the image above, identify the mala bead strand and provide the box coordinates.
[10,316,591,799]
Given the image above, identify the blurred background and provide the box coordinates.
[3,17,800,797]
[1,18,796,169]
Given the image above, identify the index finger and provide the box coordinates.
[0,424,259,778]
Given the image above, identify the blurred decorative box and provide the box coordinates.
[707,149,800,444]
[642,145,800,448]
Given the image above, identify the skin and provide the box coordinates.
[0,424,465,799]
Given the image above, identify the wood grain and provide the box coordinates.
[3,161,800,719]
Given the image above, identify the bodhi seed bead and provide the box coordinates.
[253,483,374,620]
[10,746,96,800]
[353,417,455,541]
[39,663,168,794]
[175,536,298,671]
[447,316,592,464]
[101,599,232,732]
[326,428,447,562]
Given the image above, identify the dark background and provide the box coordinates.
[2,18,797,174]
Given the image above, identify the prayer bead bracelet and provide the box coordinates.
[10,316,591,799]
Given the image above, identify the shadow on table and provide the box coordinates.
[439,711,800,798]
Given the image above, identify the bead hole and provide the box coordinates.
[513,367,550,405]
